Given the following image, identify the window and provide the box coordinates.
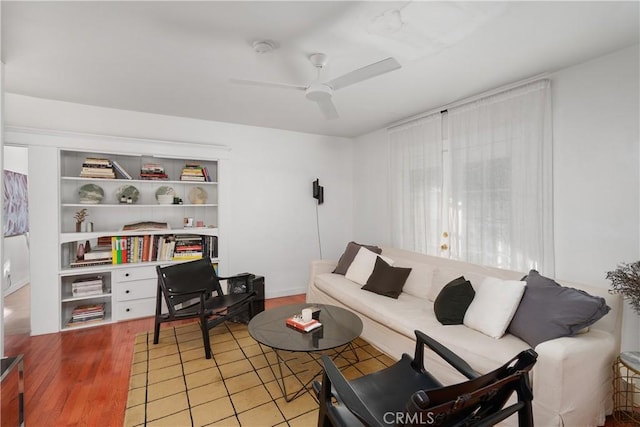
[390,80,554,274]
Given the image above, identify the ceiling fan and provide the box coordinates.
[230,53,401,120]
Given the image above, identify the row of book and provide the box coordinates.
[66,303,106,327]
[68,234,219,268]
[110,234,218,264]
[71,275,105,297]
[77,158,214,181]
[180,163,213,182]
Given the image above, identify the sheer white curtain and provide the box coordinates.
[447,80,554,274]
[389,113,442,254]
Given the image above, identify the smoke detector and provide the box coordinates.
[252,40,276,54]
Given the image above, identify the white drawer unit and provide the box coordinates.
[115,278,156,302]
[113,265,159,321]
[116,298,156,321]
[113,265,157,283]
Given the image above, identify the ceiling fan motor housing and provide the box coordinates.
[305,83,333,102]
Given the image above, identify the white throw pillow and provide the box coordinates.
[345,247,395,286]
[463,276,526,339]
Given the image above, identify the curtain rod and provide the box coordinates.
[387,72,549,130]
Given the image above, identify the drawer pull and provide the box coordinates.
[125,290,130,294]
[125,273,130,277]
[126,308,130,312]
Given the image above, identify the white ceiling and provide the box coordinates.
[2,1,639,138]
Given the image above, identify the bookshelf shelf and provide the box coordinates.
[61,176,219,185]
[61,203,218,208]
[58,149,222,331]
[61,292,113,303]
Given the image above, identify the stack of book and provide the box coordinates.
[173,234,204,260]
[83,246,112,263]
[80,158,116,179]
[140,163,168,180]
[67,303,105,327]
[286,316,322,332]
[71,276,104,297]
[180,163,211,182]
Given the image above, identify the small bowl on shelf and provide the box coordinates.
[157,195,174,205]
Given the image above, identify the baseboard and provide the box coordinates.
[265,286,307,299]
[3,280,29,297]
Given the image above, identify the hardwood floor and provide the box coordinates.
[0,292,629,426]
[1,294,305,427]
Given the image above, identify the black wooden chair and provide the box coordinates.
[316,330,537,427]
[154,257,256,359]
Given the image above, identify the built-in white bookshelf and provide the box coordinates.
[58,149,221,330]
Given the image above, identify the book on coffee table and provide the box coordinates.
[285,316,322,332]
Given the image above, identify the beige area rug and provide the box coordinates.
[125,321,396,426]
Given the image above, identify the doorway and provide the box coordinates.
[2,145,30,337]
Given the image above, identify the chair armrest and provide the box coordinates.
[218,273,252,282]
[165,288,208,297]
[320,355,383,427]
[413,330,479,380]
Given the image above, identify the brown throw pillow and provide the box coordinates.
[333,241,382,275]
[362,256,412,299]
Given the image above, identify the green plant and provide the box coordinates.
[607,261,640,315]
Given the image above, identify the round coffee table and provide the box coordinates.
[248,303,363,401]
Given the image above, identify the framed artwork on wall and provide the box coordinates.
[3,170,29,237]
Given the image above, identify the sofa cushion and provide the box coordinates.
[508,270,611,347]
[434,277,475,325]
[345,247,394,286]
[392,259,436,299]
[464,277,526,339]
[333,241,382,275]
[428,266,464,302]
[362,257,412,299]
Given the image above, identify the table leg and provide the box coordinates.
[257,342,360,402]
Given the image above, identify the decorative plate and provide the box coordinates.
[188,186,208,204]
[155,186,176,200]
[78,184,104,204]
[116,185,140,203]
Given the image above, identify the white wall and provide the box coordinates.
[2,146,30,295]
[552,45,640,351]
[4,95,354,303]
[353,45,640,350]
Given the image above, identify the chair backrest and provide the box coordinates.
[404,349,537,427]
[156,257,223,310]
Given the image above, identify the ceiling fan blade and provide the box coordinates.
[229,78,306,91]
[314,97,339,120]
[326,57,401,91]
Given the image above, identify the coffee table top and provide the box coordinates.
[248,303,363,352]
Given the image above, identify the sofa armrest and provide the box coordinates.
[531,330,617,426]
[307,260,338,301]
[309,259,338,277]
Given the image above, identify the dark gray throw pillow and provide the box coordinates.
[333,241,382,275]
[361,256,411,299]
[434,276,475,325]
[508,270,611,348]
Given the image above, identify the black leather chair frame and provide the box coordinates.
[154,257,256,359]
[317,330,537,427]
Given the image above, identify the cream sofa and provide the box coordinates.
[306,246,622,427]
